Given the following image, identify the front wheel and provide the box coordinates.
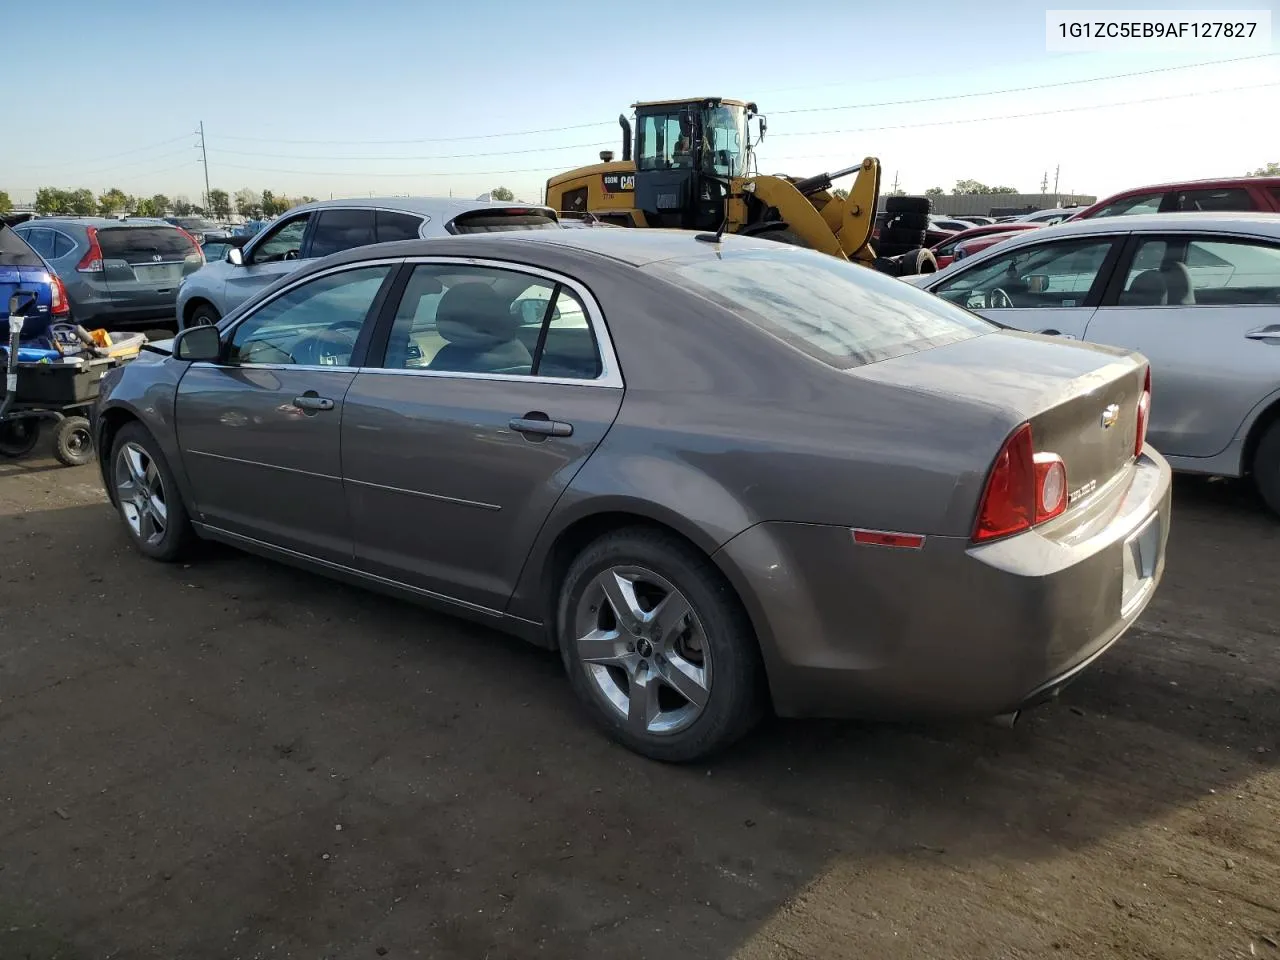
[557,527,764,762]
[1252,420,1280,517]
[187,303,220,329]
[0,419,40,458]
[110,422,194,561]
[52,416,94,467]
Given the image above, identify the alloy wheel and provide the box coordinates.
[114,442,169,546]
[573,565,712,736]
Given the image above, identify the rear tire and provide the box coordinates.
[187,302,220,329]
[1252,421,1280,517]
[52,416,94,467]
[0,419,40,458]
[885,195,931,215]
[753,227,810,247]
[895,247,940,276]
[556,527,764,762]
[886,212,929,230]
[110,422,194,562]
[880,226,924,246]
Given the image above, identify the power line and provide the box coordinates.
[213,120,614,146]
[25,133,196,171]
[771,52,1277,115]
[769,81,1280,138]
[72,148,199,180]
[205,139,614,162]
[211,160,573,178]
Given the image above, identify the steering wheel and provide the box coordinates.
[985,288,1015,309]
[282,249,299,261]
[291,327,359,366]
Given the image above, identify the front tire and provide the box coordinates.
[187,302,220,329]
[110,422,194,561]
[0,419,40,458]
[1252,420,1280,517]
[52,416,94,467]
[556,527,764,762]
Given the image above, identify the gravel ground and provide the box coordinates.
[0,448,1277,960]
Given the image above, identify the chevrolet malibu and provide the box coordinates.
[93,229,1171,762]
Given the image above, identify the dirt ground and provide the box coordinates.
[0,445,1277,960]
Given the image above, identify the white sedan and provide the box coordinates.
[909,212,1280,515]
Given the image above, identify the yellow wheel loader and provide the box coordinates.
[545,97,937,276]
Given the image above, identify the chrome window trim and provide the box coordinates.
[363,255,624,389]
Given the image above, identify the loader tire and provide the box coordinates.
[756,228,810,247]
[886,212,929,231]
[886,195,931,215]
[895,247,939,276]
[875,242,912,258]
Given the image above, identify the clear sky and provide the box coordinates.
[5,0,1277,206]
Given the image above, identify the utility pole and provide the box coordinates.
[1040,170,1048,194]
[891,170,900,194]
[198,122,212,214]
[1053,164,1060,202]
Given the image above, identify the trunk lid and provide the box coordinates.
[854,330,1147,516]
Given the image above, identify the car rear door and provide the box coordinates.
[174,261,398,562]
[97,225,202,313]
[1083,232,1280,461]
[928,235,1124,338]
[340,259,623,613]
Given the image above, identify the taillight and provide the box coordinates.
[973,423,1068,542]
[1135,367,1151,458]
[176,227,201,254]
[50,274,70,316]
[77,226,105,273]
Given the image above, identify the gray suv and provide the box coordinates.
[175,196,562,329]
[13,218,204,328]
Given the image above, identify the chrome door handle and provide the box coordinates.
[293,395,335,411]
[509,415,573,438]
[1244,325,1280,341]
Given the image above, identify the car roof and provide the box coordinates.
[971,211,1280,244]
[1100,175,1279,195]
[19,217,178,229]
[281,195,557,220]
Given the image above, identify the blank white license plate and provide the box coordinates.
[132,263,180,284]
[1121,512,1161,614]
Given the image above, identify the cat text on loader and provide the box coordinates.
[544,97,938,276]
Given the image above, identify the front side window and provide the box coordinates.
[933,238,1116,310]
[380,264,601,378]
[658,246,992,370]
[248,214,311,264]
[701,104,746,178]
[228,265,392,366]
[1089,192,1164,219]
[636,111,689,172]
[308,208,377,259]
[1120,236,1280,306]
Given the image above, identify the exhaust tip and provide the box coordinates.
[988,710,1021,729]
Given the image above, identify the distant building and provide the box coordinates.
[879,193,1096,217]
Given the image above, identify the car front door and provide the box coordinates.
[1083,233,1280,461]
[223,212,314,312]
[175,262,397,561]
[928,235,1123,338]
[340,260,624,613]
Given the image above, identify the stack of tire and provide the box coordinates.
[874,195,937,277]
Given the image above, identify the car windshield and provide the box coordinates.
[655,245,993,370]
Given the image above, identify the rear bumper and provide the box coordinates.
[713,450,1173,720]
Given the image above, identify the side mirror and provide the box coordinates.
[173,323,222,362]
[7,290,39,319]
[226,246,243,266]
[1026,274,1051,294]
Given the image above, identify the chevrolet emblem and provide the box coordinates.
[1100,403,1120,429]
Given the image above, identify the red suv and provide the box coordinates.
[1067,176,1280,221]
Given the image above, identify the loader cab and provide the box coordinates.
[633,98,754,230]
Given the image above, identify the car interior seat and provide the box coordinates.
[1159,261,1196,304]
[428,283,532,374]
[1121,269,1169,306]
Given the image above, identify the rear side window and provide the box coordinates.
[18,227,55,259]
[1172,188,1254,212]
[447,210,561,234]
[51,231,76,258]
[308,208,377,259]
[1090,192,1163,218]
[376,211,423,243]
[99,227,197,263]
[1269,186,1280,209]
[660,247,993,370]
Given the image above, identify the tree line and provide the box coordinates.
[4,187,316,220]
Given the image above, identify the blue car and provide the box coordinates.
[1,222,70,349]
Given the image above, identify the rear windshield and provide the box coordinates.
[176,218,220,232]
[656,246,993,370]
[448,211,561,234]
[0,224,43,266]
[99,227,197,263]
